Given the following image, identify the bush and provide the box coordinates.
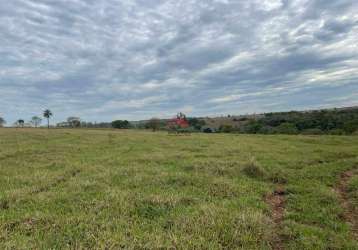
[274,122,298,134]
[343,120,358,134]
[203,128,213,133]
[188,118,206,131]
[112,120,131,129]
[258,126,275,134]
[244,120,263,134]
[219,125,234,133]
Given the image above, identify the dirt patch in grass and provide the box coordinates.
[265,185,286,250]
[336,169,358,239]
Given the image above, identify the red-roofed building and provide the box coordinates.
[167,112,189,131]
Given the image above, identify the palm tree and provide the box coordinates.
[43,109,53,129]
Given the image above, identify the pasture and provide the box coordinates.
[0,129,357,249]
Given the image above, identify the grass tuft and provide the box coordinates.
[242,157,267,179]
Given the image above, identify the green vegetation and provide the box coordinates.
[0,129,357,249]
[238,107,358,135]
[347,175,358,215]
[43,109,53,129]
[111,120,131,129]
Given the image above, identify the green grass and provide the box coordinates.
[347,175,358,215]
[0,129,357,249]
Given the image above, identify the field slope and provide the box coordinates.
[0,129,357,249]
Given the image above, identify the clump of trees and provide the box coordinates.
[227,107,358,135]
[187,118,206,131]
[112,120,131,129]
[56,117,113,128]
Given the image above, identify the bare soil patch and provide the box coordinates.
[336,169,358,239]
[265,185,286,250]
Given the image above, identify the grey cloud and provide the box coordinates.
[0,0,357,123]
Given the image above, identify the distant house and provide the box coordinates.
[57,122,70,128]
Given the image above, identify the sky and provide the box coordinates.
[0,0,358,124]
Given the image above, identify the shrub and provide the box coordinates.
[274,122,298,134]
[112,120,131,129]
[244,120,263,134]
[203,127,213,133]
[343,120,358,134]
[188,118,206,131]
[219,125,234,133]
[258,126,275,134]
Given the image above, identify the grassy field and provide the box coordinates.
[0,129,357,249]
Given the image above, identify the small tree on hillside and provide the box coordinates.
[43,109,53,129]
[146,118,161,132]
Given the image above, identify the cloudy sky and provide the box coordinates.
[1,0,358,123]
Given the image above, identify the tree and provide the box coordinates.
[31,116,42,128]
[245,120,263,134]
[111,120,130,129]
[0,117,5,127]
[146,118,161,132]
[188,118,206,131]
[67,117,81,128]
[275,122,298,134]
[17,119,25,128]
[219,124,234,133]
[43,109,53,129]
[343,120,358,134]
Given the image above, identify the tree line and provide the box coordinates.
[1,107,358,135]
[217,107,358,135]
